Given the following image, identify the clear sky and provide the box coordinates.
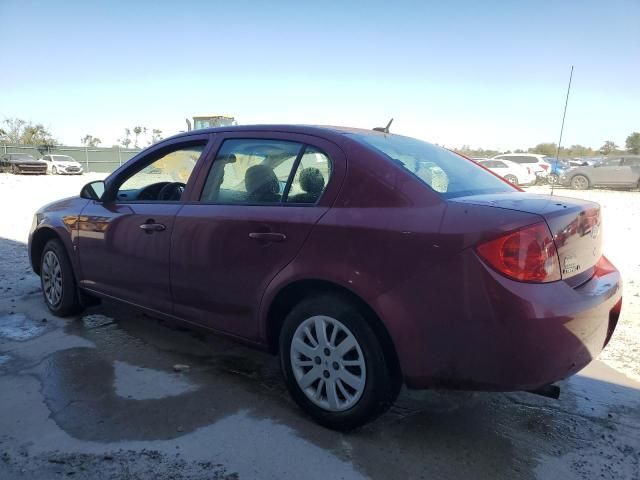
[1,0,638,150]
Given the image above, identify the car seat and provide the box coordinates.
[289,167,325,203]
[245,164,281,203]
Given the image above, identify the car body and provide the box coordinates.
[0,153,48,174]
[559,155,640,190]
[492,153,551,182]
[28,125,622,430]
[477,159,537,186]
[569,157,602,168]
[543,158,572,184]
[40,154,84,175]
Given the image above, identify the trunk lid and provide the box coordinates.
[452,193,602,281]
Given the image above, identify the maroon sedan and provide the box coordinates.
[28,125,622,430]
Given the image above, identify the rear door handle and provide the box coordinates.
[248,232,286,242]
[140,222,166,232]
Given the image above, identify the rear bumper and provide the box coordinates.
[397,253,622,391]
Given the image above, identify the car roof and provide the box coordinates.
[166,124,395,144]
[485,158,520,166]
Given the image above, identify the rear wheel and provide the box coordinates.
[40,239,83,316]
[279,294,400,431]
[570,174,590,190]
[504,174,518,185]
[547,173,559,185]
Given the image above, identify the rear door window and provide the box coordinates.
[349,133,515,198]
[200,139,332,205]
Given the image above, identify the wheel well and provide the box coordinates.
[30,228,61,275]
[265,279,402,378]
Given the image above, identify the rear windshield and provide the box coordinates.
[348,133,515,199]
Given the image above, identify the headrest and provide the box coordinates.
[299,167,325,194]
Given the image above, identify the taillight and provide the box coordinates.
[594,255,617,277]
[476,222,561,282]
[540,164,550,171]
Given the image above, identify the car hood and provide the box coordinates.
[7,158,41,165]
[36,196,85,214]
[54,161,81,166]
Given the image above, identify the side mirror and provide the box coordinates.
[80,180,106,201]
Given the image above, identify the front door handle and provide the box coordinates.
[248,232,286,242]
[140,222,166,233]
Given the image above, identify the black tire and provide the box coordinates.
[279,293,400,431]
[40,239,84,316]
[570,174,590,190]
[504,174,518,185]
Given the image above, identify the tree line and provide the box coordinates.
[0,118,164,150]
[456,134,640,158]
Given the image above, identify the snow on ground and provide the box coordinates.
[0,173,638,381]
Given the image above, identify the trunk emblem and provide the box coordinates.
[563,255,580,275]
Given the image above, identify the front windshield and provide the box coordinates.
[52,155,73,161]
[348,133,516,199]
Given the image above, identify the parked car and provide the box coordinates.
[491,153,551,182]
[28,125,622,430]
[559,155,640,190]
[543,158,571,185]
[476,159,536,186]
[0,153,48,174]
[40,154,84,175]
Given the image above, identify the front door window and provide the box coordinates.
[116,144,206,202]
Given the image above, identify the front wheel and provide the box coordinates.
[547,173,559,185]
[52,166,58,175]
[279,294,400,431]
[570,174,590,190]
[40,239,83,316]
[504,174,518,185]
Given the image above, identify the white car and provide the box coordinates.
[478,159,537,186]
[491,153,551,182]
[40,154,84,175]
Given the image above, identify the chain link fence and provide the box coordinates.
[1,144,142,173]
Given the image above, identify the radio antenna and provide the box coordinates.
[551,66,574,196]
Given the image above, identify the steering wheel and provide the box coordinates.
[157,182,186,201]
